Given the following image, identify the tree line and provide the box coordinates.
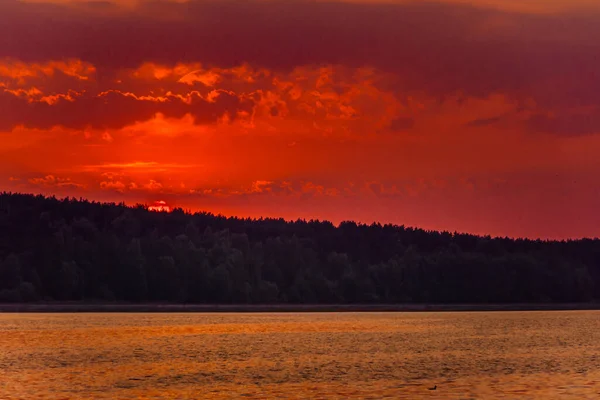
[0,192,598,303]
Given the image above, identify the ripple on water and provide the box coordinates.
[0,311,599,399]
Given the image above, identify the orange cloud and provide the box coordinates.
[101,132,114,142]
[3,87,43,99]
[29,175,85,189]
[0,58,95,83]
[179,70,221,87]
[129,63,264,88]
[302,182,325,196]
[2,86,82,105]
[250,180,274,193]
[131,63,200,81]
[100,180,126,192]
[83,161,196,173]
[97,90,170,103]
[121,113,203,137]
[0,85,255,130]
[142,180,163,191]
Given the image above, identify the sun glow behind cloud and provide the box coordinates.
[148,200,172,212]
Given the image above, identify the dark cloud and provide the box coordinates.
[1,0,599,105]
[527,112,600,136]
[0,88,254,130]
[466,116,504,127]
[389,116,415,131]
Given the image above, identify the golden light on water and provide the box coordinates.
[1,312,599,399]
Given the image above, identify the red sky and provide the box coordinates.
[1,0,599,239]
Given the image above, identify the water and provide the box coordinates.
[0,311,599,399]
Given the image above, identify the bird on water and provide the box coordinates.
[428,385,437,390]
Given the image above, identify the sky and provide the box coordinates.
[1,0,599,239]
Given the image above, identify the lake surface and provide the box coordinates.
[1,311,599,399]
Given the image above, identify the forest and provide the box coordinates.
[0,192,598,304]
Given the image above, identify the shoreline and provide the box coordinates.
[1,303,599,313]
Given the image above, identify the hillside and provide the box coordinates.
[0,192,598,304]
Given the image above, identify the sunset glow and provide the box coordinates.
[1,0,599,239]
[148,201,172,213]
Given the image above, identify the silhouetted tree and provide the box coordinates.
[0,192,597,304]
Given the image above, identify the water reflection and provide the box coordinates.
[1,312,599,399]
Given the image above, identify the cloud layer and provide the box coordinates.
[1,0,599,239]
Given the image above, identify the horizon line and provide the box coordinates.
[2,190,599,243]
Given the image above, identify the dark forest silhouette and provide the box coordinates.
[0,192,598,304]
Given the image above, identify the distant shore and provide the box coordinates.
[1,303,599,313]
